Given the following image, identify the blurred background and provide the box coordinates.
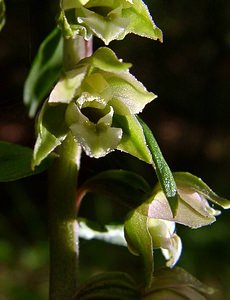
[0,0,229,299]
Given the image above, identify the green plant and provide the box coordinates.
[0,1,229,299]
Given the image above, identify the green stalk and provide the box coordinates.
[48,133,81,300]
[48,36,92,300]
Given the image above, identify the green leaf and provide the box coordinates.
[124,210,153,289]
[73,272,140,300]
[32,101,68,168]
[173,172,230,209]
[114,115,152,164]
[0,0,5,31]
[138,117,178,216]
[77,169,151,209]
[143,267,215,300]
[23,28,63,117]
[0,141,54,182]
[78,218,127,247]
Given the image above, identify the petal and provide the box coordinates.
[178,188,220,218]
[91,47,131,73]
[81,72,113,104]
[77,6,130,45]
[49,66,87,104]
[147,218,182,267]
[70,122,122,158]
[98,105,113,126]
[161,234,182,268]
[66,102,122,158]
[123,0,163,41]
[114,114,152,164]
[147,218,175,248]
[147,191,218,228]
[105,71,156,115]
[77,92,107,109]
[174,172,230,209]
[32,100,68,168]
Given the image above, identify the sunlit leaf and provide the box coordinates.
[23,28,63,117]
[0,141,54,181]
[138,117,178,216]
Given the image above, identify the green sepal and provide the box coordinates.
[142,267,215,300]
[91,47,132,72]
[78,218,126,247]
[138,117,178,216]
[114,115,152,164]
[124,0,163,42]
[23,28,63,117]
[32,101,68,168]
[173,172,230,209]
[0,0,5,31]
[0,141,54,182]
[124,210,153,289]
[73,272,140,300]
[77,169,151,209]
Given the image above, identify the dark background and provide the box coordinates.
[0,0,229,299]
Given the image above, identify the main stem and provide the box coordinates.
[48,36,92,300]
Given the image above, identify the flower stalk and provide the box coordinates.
[48,35,92,300]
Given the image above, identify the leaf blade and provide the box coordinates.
[23,28,63,117]
[77,169,151,209]
[0,141,53,182]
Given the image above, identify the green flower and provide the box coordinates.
[60,0,162,44]
[33,47,155,166]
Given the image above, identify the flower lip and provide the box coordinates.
[81,106,110,123]
[148,218,182,268]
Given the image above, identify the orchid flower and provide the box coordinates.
[32,47,155,166]
[59,0,162,44]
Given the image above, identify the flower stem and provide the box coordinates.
[48,133,81,300]
[48,36,92,299]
